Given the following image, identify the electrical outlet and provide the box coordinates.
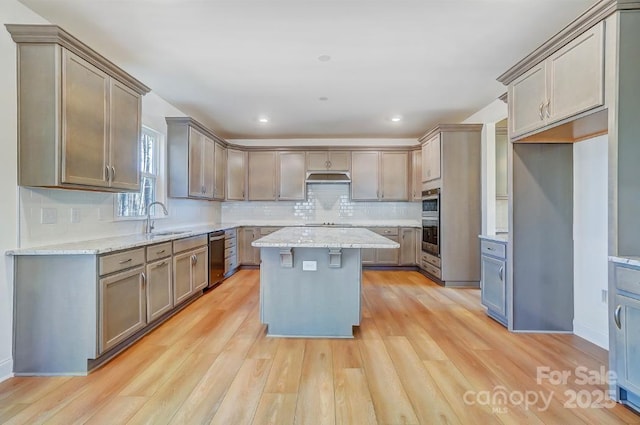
[41,207,57,224]
[602,289,608,303]
[302,261,317,271]
[70,208,81,223]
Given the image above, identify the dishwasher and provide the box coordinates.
[208,230,225,288]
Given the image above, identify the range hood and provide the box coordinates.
[305,171,351,184]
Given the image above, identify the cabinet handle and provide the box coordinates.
[614,305,622,329]
[105,165,110,181]
[119,258,132,264]
[325,160,329,169]
[157,249,166,254]
[538,103,544,120]
[498,266,504,281]
[154,261,167,268]
[327,160,332,169]
[141,272,146,287]
[487,247,495,251]
[544,100,551,118]
[111,166,116,181]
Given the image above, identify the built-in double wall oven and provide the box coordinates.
[422,188,440,257]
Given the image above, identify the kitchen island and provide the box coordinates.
[252,227,399,337]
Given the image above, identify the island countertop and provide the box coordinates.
[252,227,400,249]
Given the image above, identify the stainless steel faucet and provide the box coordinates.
[145,201,168,234]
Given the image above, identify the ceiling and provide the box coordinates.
[19,0,598,140]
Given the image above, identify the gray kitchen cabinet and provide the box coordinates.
[509,22,604,138]
[166,117,226,201]
[7,25,149,192]
[410,149,422,201]
[614,294,640,395]
[172,236,208,305]
[480,239,508,326]
[362,227,399,265]
[352,151,409,201]
[224,228,238,276]
[99,266,146,353]
[351,151,379,200]
[399,228,417,265]
[248,151,277,201]
[278,151,306,200]
[146,257,173,324]
[214,142,226,200]
[421,133,441,183]
[226,149,246,200]
[306,151,351,171]
[240,227,261,265]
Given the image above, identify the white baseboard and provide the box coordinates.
[0,357,13,382]
[573,321,608,350]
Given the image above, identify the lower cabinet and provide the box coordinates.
[146,258,173,323]
[614,294,640,396]
[399,228,417,265]
[362,227,400,266]
[239,227,261,266]
[173,243,208,305]
[224,228,238,276]
[480,239,508,326]
[99,266,146,353]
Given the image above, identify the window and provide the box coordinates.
[116,127,163,218]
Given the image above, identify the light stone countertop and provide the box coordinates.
[478,234,509,243]
[252,227,400,249]
[609,256,640,267]
[220,220,421,229]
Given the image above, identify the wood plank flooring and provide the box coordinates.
[1,269,639,425]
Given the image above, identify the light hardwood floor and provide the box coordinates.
[0,270,638,425]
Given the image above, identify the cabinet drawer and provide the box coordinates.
[173,235,207,253]
[146,242,172,262]
[225,228,237,239]
[421,252,441,268]
[370,227,399,237]
[615,264,640,296]
[422,261,441,279]
[225,258,238,273]
[99,248,145,276]
[481,240,506,259]
[225,237,237,249]
[225,246,237,260]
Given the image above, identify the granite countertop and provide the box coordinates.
[252,227,400,249]
[478,234,509,243]
[609,256,640,267]
[221,220,421,228]
[6,224,221,256]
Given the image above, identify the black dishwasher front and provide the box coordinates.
[208,231,225,288]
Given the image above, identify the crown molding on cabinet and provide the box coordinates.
[5,24,150,95]
[418,124,484,144]
[498,92,508,104]
[497,0,640,85]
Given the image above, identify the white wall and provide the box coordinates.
[573,135,609,348]
[0,0,50,382]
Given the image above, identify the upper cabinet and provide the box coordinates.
[248,151,277,201]
[410,149,422,201]
[166,117,225,201]
[226,148,246,200]
[352,151,409,201]
[6,25,150,192]
[306,151,351,171]
[278,151,306,201]
[421,134,441,183]
[508,22,604,139]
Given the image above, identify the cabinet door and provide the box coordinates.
[548,22,604,124]
[399,228,416,265]
[509,63,547,137]
[188,128,204,197]
[173,251,193,305]
[361,248,376,265]
[109,80,141,191]
[429,135,441,181]
[351,151,379,200]
[226,149,246,200]
[146,259,173,323]
[306,152,330,170]
[61,50,109,187]
[328,151,350,171]
[192,246,209,291]
[481,255,506,317]
[202,136,216,199]
[377,236,400,265]
[614,294,640,394]
[278,151,306,200]
[411,149,422,200]
[240,227,260,265]
[99,267,146,353]
[421,142,429,183]
[214,142,226,200]
[380,152,409,201]
[248,151,277,200]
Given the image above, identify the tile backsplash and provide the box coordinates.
[222,184,420,224]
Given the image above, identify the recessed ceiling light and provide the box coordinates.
[391,116,402,122]
[318,97,329,101]
[258,117,269,123]
[318,55,331,62]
